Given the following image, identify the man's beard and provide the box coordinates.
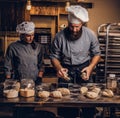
[64,27,82,41]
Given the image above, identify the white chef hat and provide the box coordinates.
[16,21,35,34]
[66,5,89,24]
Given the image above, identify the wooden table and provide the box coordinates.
[0,83,120,118]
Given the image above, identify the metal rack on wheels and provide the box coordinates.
[96,23,120,83]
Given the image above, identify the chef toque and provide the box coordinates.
[16,21,35,34]
[66,5,89,24]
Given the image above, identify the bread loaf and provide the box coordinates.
[38,91,50,98]
[57,88,70,96]
[102,89,114,97]
[20,88,35,97]
[85,91,98,99]
[91,87,101,94]
[80,86,88,94]
[4,89,18,98]
[50,91,62,98]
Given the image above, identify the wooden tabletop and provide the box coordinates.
[0,83,120,108]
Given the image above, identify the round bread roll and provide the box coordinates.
[80,86,88,94]
[50,91,62,98]
[38,91,50,98]
[57,88,70,96]
[85,91,98,99]
[92,87,101,94]
[102,89,114,97]
[5,89,18,98]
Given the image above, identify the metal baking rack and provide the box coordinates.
[96,23,120,83]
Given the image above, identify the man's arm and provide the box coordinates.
[4,46,13,79]
[51,58,63,71]
[89,55,101,71]
[51,58,69,81]
[81,55,101,80]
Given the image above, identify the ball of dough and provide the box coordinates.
[57,88,70,96]
[80,86,88,94]
[92,87,101,94]
[4,89,18,98]
[102,89,114,97]
[38,91,50,98]
[50,91,62,98]
[85,91,98,99]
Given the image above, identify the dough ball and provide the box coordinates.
[80,86,88,94]
[57,88,70,96]
[85,91,98,99]
[102,89,114,97]
[38,91,50,98]
[50,91,62,98]
[4,89,18,98]
[92,87,101,94]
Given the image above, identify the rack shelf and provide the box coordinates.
[96,23,120,83]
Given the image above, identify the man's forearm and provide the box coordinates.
[89,55,101,69]
[51,58,63,71]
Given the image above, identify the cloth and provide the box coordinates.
[16,21,35,34]
[67,5,89,23]
[4,40,44,81]
[50,26,101,65]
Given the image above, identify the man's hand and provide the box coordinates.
[81,66,93,80]
[57,68,70,81]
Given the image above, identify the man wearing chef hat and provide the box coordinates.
[50,5,101,118]
[4,21,57,118]
[4,21,44,83]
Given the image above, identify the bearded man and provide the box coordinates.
[50,5,101,118]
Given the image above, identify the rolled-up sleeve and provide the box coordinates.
[90,31,101,57]
[50,35,61,60]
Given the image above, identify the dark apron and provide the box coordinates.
[58,61,95,118]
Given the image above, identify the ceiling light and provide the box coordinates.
[26,0,32,11]
[77,0,85,2]
[65,1,70,11]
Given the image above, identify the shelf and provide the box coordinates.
[32,1,93,8]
